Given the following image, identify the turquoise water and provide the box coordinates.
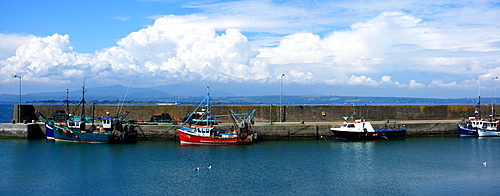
[1,138,499,195]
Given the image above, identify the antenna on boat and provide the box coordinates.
[474,80,481,118]
[81,79,86,117]
[206,83,211,124]
[65,89,69,120]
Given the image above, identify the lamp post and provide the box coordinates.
[280,74,285,123]
[492,76,498,119]
[14,75,21,123]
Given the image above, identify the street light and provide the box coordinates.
[14,75,21,123]
[280,74,285,123]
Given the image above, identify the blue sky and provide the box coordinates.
[0,0,499,98]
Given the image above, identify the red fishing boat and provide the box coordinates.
[177,87,256,145]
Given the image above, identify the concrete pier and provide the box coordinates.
[0,120,460,140]
[0,122,45,139]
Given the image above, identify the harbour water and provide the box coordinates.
[1,104,500,195]
[1,138,499,195]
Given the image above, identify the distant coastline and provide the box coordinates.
[0,95,483,106]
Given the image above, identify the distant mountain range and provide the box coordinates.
[0,84,483,105]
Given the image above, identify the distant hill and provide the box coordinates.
[0,84,482,105]
[152,84,235,97]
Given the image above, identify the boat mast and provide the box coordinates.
[492,77,498,119]
[476,95,481,119]
[475,81,481,119]
[206,85,211,126]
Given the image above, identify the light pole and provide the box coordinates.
[14,75,21,123]
[492,76,498,119]
[280,74,285,123]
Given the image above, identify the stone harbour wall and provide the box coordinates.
[2,104,484,140]
[14,104,498,123]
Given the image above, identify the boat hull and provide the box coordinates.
[331,128,406,140]
[52,126,138,144]
[478,129,500,137]
[457,124,479,136]
[178,129,252,145]
[44,123,55,140]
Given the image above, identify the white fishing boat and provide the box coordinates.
[330,118,406,140]
[477,120,500,137]
[478,77,500,137]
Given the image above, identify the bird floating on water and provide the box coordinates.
[482,162,487,166]
[194,167,200,171]
[207,165,212,169]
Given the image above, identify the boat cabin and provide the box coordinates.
[339,120,376,132]
[482,121,500,131]
[195,126,212,137]
[466,117,487,128]
[192,126,237,138]
[102,117,112,129]
[67,121,84,129]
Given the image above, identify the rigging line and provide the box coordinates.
[118,81,132,118]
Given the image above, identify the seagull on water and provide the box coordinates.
[483,162,487,166]
[194,167,200,171]
[207,165,212,169]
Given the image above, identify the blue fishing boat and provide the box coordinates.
[458,117,484,137]
[51,113,137,143]
[46,84,137,143]
[457,96,482,136]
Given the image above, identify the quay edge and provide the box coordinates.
[0,122,46,139]
[1,120,460,140]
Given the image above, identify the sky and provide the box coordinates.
[0,0,499,98]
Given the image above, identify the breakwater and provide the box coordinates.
[12,104,498,123]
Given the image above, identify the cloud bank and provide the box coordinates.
[1,0,499,97]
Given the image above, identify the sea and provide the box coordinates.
[1,103,500,195]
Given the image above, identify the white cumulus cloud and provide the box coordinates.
[0,33,35,60]
[1,3,499,97]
